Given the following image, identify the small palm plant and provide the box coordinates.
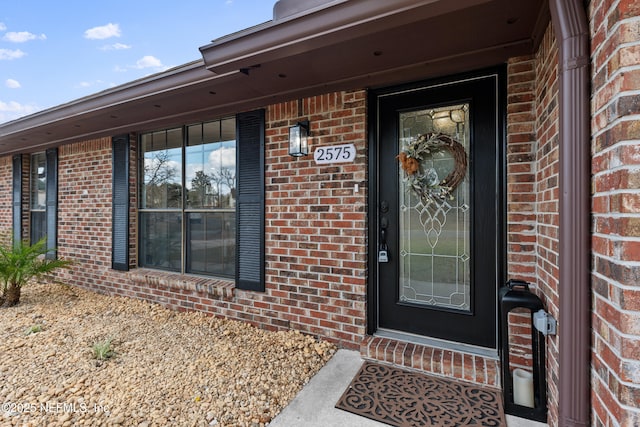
[0,237,72,307]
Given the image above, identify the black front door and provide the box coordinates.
[372,71,504,349]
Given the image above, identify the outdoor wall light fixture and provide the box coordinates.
[289,120,310,157]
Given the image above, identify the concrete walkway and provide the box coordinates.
[270,349,548,427]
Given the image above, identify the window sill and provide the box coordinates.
[128,268,234,300]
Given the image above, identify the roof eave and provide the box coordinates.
[199,0,493,74]
[0,61,210,140]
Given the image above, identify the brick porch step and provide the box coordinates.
[360,335,502,388]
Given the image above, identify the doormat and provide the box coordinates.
[335,361,506,426]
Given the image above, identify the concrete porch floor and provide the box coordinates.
[269,349,548,427]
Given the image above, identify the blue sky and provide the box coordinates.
[0,0,274,124]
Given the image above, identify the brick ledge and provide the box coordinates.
[128,268,234,300]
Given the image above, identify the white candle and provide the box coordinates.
[513,368,535,408]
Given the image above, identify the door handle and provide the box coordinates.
[380,216,389,230]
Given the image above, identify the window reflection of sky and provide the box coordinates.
[142,141,236,188]
[141,120,236,209]
[185,140,236,192]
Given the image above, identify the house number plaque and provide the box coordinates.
[313,143,356,164]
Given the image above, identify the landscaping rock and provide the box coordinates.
[0,283,336,426]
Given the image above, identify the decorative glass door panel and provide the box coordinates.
[398,105,470,311]
[374,72,503,349]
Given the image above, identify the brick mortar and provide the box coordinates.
[590,1,640,426]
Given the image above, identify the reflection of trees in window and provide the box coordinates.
[189,170,212,208]
[143,150,181,208]
[212,167,236,207]
[30,152,47,244]
[30,154,46,210]
[188,168,236,208]
[139,118,236,277]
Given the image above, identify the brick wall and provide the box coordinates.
[507,55,538,285]
[506,24,561,425]
[533,24,561,426]
[55,136,138,294]
[264,91,368,347]
[57,138,114,290]
[35,90,368,351]
[506,55,538,376]
[590,0,640,425]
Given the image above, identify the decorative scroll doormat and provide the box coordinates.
[335,362,506,426]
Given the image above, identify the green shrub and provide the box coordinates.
[0,237,72,307]
[24,324,43,335]
[92,338,115,360]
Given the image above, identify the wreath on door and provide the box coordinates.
[397,132,468,206]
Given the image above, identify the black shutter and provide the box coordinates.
[45,148,57,259]
[236,109,265,291]
[112,135,130,271]
[12,155,22,247]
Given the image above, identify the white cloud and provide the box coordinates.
[183,146,236,190]
[0,100,40,124]
[134,55,163,69]
[5,79,21,89]
[100,43,131,51]
[0,23,6,31]
[0,48,26,60]
[84,23,121,40]
[115,56,169,73]
[74,79,105,89]
[2,31,47,43]
[209,146,236,170]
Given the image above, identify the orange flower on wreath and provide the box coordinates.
[397,152,419,175]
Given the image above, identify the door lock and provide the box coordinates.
[378,227,389,263]
[378,246,389,263]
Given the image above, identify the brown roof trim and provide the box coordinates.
[550,0,591,425]
[272,0,332,20]
[199,0,492,74]
[1,0,547,154]
[0,61,213,137]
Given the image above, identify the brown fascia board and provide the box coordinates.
[199,0,492,74]
[0,60,224,141]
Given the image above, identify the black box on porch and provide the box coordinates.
[499,279,548,423]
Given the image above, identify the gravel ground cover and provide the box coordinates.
[0,282,336,426]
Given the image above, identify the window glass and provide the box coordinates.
[221,118,235,141]
[186,140,236,209]
[203,121,221,144]
[141,127,183,209]
[30,152,47,244]
[139,118,236,278]
[30,152,46,210]
[187,124,202,147]
[187,212,235,276]
[139,212,182,271]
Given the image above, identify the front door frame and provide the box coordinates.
[366,66,507,349]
